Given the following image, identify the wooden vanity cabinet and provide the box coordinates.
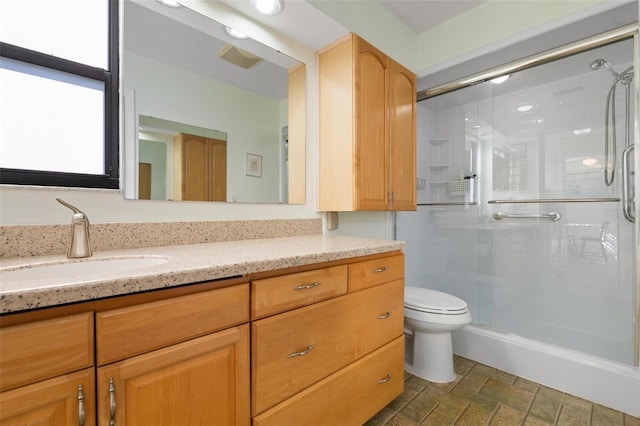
[95,284,250,426]
[0,313,95,425]
[318,33,416,212]
[0,279,250,426]
[97,325,249,425]
[250,252,405,425]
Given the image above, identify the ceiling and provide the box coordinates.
[125,0,486,101]
[377,0,487,33]
[216,0,487,51]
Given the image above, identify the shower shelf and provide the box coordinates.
[429,164,450,169]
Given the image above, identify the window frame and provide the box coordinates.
[0,0,119,189]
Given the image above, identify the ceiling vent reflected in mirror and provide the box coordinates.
[217,44,263,69]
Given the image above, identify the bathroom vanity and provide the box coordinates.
[0,235,405,425]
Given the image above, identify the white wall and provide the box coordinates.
[1,0,635,232]
[0,0,320,226]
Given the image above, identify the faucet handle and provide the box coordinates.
[57,198,92,258]
[56,198,86,216]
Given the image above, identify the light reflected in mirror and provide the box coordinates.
[123,0,305,204]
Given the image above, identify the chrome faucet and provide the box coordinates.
[56,198,92,258]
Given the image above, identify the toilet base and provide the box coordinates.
[404,330,456,383]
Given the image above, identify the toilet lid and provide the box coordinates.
[404,287,469,314]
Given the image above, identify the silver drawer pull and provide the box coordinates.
[293,281,321,291]
[288,344,315,358]
[377,374,393,384]
[77,384,85,426]
[108,377,116,425]
[372,267,389,273]
[377,311,392,320]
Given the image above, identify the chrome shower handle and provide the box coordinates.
[622,145,635,223]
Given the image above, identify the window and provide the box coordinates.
[0,0,119,189]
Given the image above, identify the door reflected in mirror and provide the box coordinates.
[123,0,305,204]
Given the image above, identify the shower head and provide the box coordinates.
[589,58,620,78]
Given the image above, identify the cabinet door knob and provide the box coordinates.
[377,311,392,320]
[109,377,116,425]
[377,373,393,384]
[287,344,316,358]
[293,281,321,291]
[372,267,389,273]
[77,384,85,426]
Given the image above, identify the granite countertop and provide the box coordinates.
[0,235,404,314]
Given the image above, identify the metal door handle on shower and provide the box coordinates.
[492,211,561,221]
[622,145,635,223]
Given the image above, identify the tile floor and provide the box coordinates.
[366,356,640,425]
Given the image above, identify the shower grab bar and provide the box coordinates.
[488,198,620,204]
[418,202,480,206]
[493,211,561,221]
[622,145,635,223]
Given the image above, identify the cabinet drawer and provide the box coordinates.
[96,284,249,365]
[0,312,94,392]
[252,280,403,415]
[253,336,404,426]
[348,253,404,292]
[252,265,348,319]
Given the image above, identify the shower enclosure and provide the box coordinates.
[396,25,638,409]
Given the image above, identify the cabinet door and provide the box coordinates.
[389,60,417,211]
[98,325,249,426]
[180,134,209,201]
[354,36,389,210]
[208,139,227,202]
[0,368,95,426]
[175,134,227,202]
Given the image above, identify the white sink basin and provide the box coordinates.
[0,256,170,283]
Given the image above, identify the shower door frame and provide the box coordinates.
[416,24,640,365]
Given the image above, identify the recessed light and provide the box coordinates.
[516,104,533,113]
[490,75,509,84]
[251,0,284,15]
[582,158,598,166]
[225,27,248,39]
[157,0,180,7]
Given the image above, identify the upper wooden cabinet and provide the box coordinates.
[318,33,416,211]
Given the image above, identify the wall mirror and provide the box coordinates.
[122,0,305,204]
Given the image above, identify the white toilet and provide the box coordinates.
[404,286,472,383]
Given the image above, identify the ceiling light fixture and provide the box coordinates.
[225,26,248,39]
[157,0,181,7]
[516,104,533,113]
[251,0,284,15]
[573,128,591,135]
[490,75,509,84]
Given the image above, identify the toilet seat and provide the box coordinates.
[405,287,469,315]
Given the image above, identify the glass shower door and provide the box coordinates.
[482,37,636,364]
